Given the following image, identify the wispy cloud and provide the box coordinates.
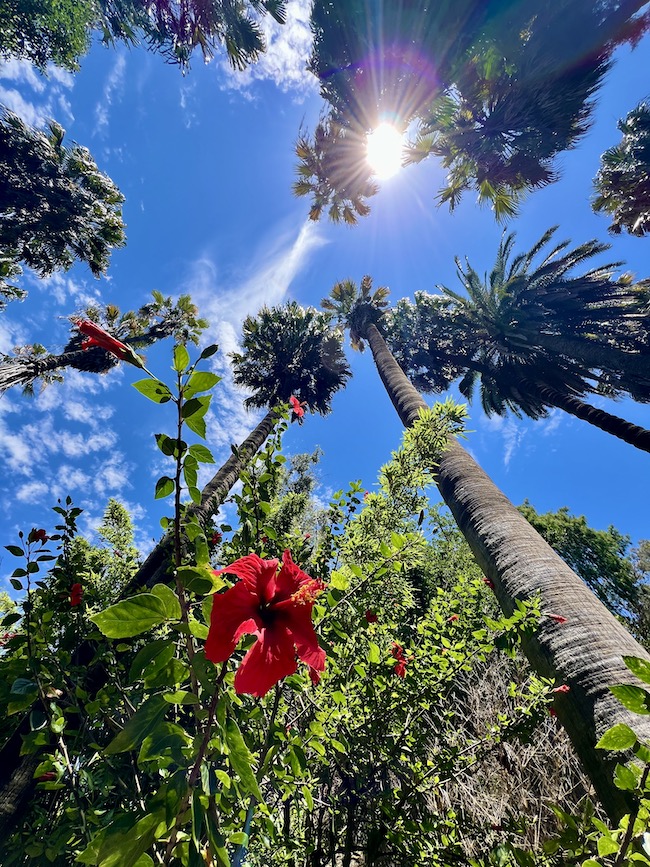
[184,220,326,458]
[95,52,127,134]
[218,0,317,98]
[0,59,74,127]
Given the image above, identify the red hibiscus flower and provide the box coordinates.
[483,578,495,590]
[548,614,568,624]
[28,528,49,544]
[553,684,570,694]
[209,531,222,547]
[205,550,326,697]
[394,660,407,678]
[74,320,145,369]
[70,583,83,606]
[289,395,306,422]
[447,614,459,622]
[392,642,409,677]
[365,610,378,624]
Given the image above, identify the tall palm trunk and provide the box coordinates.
[365,323,650,822]
[124,409,279,593]
[533,332,650,396]
[522,380,650,453]
[0,349,105,394]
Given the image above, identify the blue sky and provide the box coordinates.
[1,2,649,582]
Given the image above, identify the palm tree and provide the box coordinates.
[593,100,650,236]
[130,301,351,590]
[385,230,650,451]
[324,276,650,823]
[0,292,207,396]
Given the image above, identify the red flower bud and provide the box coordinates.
[70,583,83,606]
[549,707,557,718]
[483,578,495,590]
[394,660,407,678]
[28,528,49,544]
[365,610,378,623]
[548,614,568,624]
[447,614,459,622]
[553,684,570,694]
[289,395,306,421]
[36,772,57,782]
[74,320,145,369]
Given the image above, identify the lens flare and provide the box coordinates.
[366,123,404,180]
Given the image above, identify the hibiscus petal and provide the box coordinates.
[274,549,309,600]
[234,622,297,697]
[216,553,278,595]
[283,605,326,672]
[205,582,261,663]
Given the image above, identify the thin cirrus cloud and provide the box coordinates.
[184,219,327,459]
[94,51,127,134]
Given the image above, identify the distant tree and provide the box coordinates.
[0,110,125,305]
[593,100,650,236]
[0,292,207,395]
[297,0,650,221]
[0,0,287,72]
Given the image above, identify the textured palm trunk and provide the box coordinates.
[533,332,650,395]
[366,323,650,822]
[124,408,279,593]
[527,381,650,453]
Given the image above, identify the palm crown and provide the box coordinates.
[231,301,351,413]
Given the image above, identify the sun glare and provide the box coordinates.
[366,123,405,180]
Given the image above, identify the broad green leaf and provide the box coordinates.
[186,414,206,439]
[309,720,325,737]
[330,570,349,591]
[367,642,380,664]
[150,584,182,620]
[155,433,177,456]
[138,721,190,765]
[610,684,650,715]
[95,813,160,867]
[105,695,168,755]
[225,718,263,802]
[188,444,215,463]
[623,655,650,686]
[90,594,169,638]
[614,762,638,790]
[182,395,211,420]
[173,344,190,372]
[185,371,221,398]
[596,724,637,751]
[227,832,249,846]
[302,785,314,811]
[597,836,620,857]
[129,640,176,683]
[5,545,24,557]
[155,476,175,499]
[188,486,202,505]
[164,690,199,705]
[132,378,173,404]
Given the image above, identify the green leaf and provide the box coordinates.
[184,371,221,398]
[228,832,249,847]
[90,594,169,638]
[173,344,190,372]
[367,642,380,664]
[138,721,190,765]
[5,545,24,557]
[610,684,650,715]
[302,785,314,811]
[132,378,173,404]
[597,724,637,751]
[186,414,206,439]
[182,395,211,420]
[150,584,182,620]
[10,578,23,591]
[155,476,175,499]
[597,836,620,857]
[614,762,638,790]
[163,690,199,705]
[582,861,601,867]
[188,486,202,505]
[129,640,176,683]
[225,718,263,802]
[623,656,650,686]
[155,433,177,456]
[105,695,168,755]
[188,444,215,464]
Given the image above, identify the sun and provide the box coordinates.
[366,123,405,180]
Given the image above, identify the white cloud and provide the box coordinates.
[218,0,317,97]
[15,480,50,503]
[0,59,74,127]
[93,454,132,497]
[95,52,127,134]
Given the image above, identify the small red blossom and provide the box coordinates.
[394,660,407,678]
[304,533,311,539]
[391,642,406,661]
[289,395,306,422]
[28,528,49,544]
[70,583,83,606]
[363,491,369,500]
[447,614,459,622]
[74,319,145,369]
[36,772,57,782]
[365,610,378,624]
[210,531,222,547]
[549,614,568,624]
[483,578,495,590]
[549,707,557,718]
[205,550,326,697]
[553,684,570,694]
